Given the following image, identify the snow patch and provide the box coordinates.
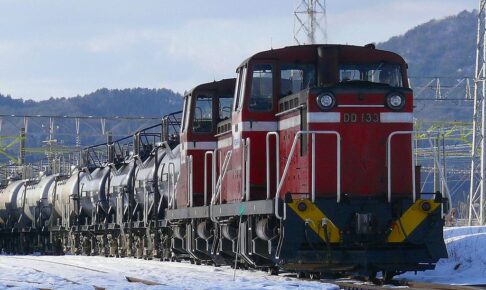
[0,255,339,290]
[400,226,486,285]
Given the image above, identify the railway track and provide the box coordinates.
[2,256,109,273]
[329,279,486,290]
[0,256,108,289]
[0,256,171,289]
[109,273,486,290]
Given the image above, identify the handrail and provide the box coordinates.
[240,138,251,201]
[241,138,246,201]
[274,130,341,220]
[266,132,280,200]
[160,141,176,159]
[245,138,250,201]
[211,150,232,205]
[168,162,176,209]
[204,150,216,206]
[386,131,416,203]
[187,155,193,207]
[427,133,452,216]
[275,105,304,117]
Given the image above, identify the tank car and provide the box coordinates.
[0,178,25,226]
[0,178,26,252]
[17,173,56,228]
[0,172,57,253]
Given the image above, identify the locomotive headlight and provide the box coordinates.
[317,93,336,110]
[386,93,405,110]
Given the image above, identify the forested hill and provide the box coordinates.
[0,88,182,118]
[378,10,476,122]
[378,10,476,79]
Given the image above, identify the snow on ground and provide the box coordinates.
[0,255,339,290]
[399,226,486,285]
[2,227,485,289]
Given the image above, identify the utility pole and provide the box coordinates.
[469,0,486,226]
[293,0,327,45]
[19,128,25,165]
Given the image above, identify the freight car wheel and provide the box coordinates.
[368,271,377,282]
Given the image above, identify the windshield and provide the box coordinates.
[280,63,316,97]
[339,63,403,87]
[193,95,213,133]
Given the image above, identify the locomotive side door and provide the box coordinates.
[224,60,278,203]
[176,92,217,208]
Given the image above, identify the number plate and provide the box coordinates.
[343,113,380,123]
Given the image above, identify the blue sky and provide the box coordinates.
[0,0,477,100]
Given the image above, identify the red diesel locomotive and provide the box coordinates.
[167,44,448,278]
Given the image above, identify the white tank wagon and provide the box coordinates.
[134,144,180,223]
[78,167,110,224]
[0,179,26,225]
[156,144,180,210]
[109,158,138,224]
[16,174,56,227]
[49,168,87,227]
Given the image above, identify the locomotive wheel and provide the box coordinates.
[382,271,396,283]
[268,267,279,276]
[368,271,378,283]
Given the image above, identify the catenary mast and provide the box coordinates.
[293,0,327,44]
[469,0,486,226]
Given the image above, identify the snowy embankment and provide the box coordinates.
[0,255,339,290]
[400,226,486,285]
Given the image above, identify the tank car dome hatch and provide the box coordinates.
[78,167,110,216]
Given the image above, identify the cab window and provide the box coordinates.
[193,95,213,133]
[219,96,233,121]
[339,63,403,87]
[280,64,316,97]
[248,64,273,112]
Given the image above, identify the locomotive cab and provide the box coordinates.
[175,79,235,209]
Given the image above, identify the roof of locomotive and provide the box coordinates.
[237,44,407,69]
[184,78,236,98]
